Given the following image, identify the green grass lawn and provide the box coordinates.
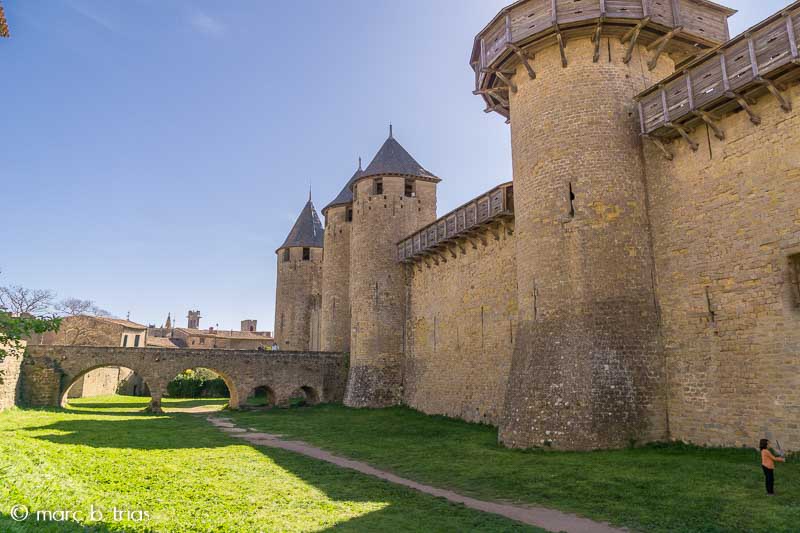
[229,404,800,533]
[0,396,539,532]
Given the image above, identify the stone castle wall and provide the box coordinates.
[404,228,517,426]
[320,205,352,352]
[0,341,25,411]
[643,82,800,451]
[345,177,437,407]
[274,246,323,351]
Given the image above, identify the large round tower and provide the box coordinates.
[274,197,324,351]
[320,162,363,353]
[472,0,734,449]
[345,128,439,407]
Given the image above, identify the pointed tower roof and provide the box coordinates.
[323,159,363,214]
[356,127,439,186]
[164,313,172,330]
[278,198,324,251]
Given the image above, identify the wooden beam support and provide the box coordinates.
[482,68,517,93]
[555,29,568,68]
[489,224,501,241]
[730,92,762,125]
[592,18,605,63]
[693,111,725,140]
[647,27,682,70]
[720,52,761,125]
[643,134,674,160]
[667,122,698,151]
[448,245,457,259]
[757,77,792,112]
[622,18,650,64]
[506,43,536,79]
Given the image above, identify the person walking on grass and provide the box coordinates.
[760,439,785,495]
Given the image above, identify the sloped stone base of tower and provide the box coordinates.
[343,359,403,408]
[499,305,667,451]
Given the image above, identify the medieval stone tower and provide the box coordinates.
[274,197,324,351]
[319,162,362,353]
[473,1,735,449]
[344,128,439,407]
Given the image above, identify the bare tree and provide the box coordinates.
[0,285,55,315]
[54,298,110,317]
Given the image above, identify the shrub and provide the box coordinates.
[166,369,229,398]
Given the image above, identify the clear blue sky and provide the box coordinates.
[0,0,791,330]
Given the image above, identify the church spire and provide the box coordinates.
[165,312,172,330]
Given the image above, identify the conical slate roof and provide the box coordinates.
[323,163,363,214]
[358,129,439,183]
[278,198,324,251]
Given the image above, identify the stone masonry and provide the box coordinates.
[20,345,348,413]
[0,341,24,411]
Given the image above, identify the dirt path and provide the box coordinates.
[206,416,627,533]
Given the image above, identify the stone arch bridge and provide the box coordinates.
[21,345,348,412]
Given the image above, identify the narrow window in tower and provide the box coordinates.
[283,249,290,262]
[302,247,310,261]
[789,254,800,308]
[404,179,415,198]
[122,335,128,347]
[568,182,576,218]
[346,207,353,222]
[374,179,383,195]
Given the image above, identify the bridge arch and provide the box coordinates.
[248,385,277,407]
[168,366,240,410]
[59,364,150,408]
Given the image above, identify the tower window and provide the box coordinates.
[790,254,800,308]
[405,179,415,198]
[122,335,128,347]
[134,334,140,347]
[302,247,310,261]
[346,207,353,222]
[373,179,383,195]
[283,249,290,262]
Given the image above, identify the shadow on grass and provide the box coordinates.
[19,404,536,531]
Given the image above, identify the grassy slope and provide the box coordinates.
[0,396,538,532]
[230,404,800,533]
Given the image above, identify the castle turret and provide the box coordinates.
[320,160,363,352]
[345,127,440,407]
[274,196,324,351]
[472,0,734,449]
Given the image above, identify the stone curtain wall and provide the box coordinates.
[643,83,800,451]
[21,346,348,411]
[404,230,517,426]
[0,340,25,410]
